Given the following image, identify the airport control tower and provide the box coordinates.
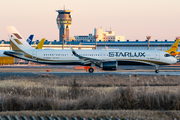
[56,9,73,42]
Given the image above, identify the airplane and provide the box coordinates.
[26,34,34,45]
[165,38,180,56]
[4,26,177,73]
[25,34,45,49]
[35,38,45,49]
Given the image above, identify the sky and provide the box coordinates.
[1,0,180,41]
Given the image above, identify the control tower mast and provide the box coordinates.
[56,9,73,42]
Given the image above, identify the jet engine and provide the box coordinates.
[101,61,118,70]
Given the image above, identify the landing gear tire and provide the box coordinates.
[155,69,159,73]
[88,68,94,73]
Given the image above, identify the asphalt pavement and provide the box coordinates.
[0,71,179,78]
[0,65,180,78]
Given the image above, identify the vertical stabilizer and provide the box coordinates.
[7,26,33,52]
[26,34,34,45]
[35,38,45,49]
[166,38,179,53]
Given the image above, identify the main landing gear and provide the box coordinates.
[88,63,95,73]
[88,68,94,73]
[155,65,159,73]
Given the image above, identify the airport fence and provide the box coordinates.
[0,115,178,120]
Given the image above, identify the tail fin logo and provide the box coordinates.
[13,33,22,39]
[26,38,31,44]
[11,33,23,45]
[26,35,34,45]
[172,46,177,48]
[14,39,22,45]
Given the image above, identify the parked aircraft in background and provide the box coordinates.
[4,26,177,73]
[26,34,34,45]
[165,38,180,56]
[35,38,45,49]
[26,34,45,49]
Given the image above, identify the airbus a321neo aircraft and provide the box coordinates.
[4,26,177,73]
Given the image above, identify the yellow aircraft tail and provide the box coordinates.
[165,38,179,55]
[35,38,45,49]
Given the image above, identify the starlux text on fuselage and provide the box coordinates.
[109,52,145,57]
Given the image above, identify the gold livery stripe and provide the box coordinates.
[10,40,22,51]
[13,33,22,39]
[14,39,22,45]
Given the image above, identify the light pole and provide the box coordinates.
[94,35,98,49]
[61,34,66,49]
[146,36,151,50]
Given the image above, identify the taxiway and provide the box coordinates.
[0,71,179,78]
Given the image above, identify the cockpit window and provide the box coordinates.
[164,54,171,57]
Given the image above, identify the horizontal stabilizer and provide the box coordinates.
[4,51,24,56]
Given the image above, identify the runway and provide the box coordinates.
[0,71,180,78]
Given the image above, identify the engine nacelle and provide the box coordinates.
[101,61,117,70]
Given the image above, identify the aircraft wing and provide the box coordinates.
[70,47,103,65]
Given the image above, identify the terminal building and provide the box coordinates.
[74,28,125,42]
[0,39,178,51]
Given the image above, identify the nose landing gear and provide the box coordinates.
[155,65,159,73]
[155,69,159,73]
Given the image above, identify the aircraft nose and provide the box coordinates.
[172,57,178,64]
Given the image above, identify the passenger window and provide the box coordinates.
[164,54,171,57]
